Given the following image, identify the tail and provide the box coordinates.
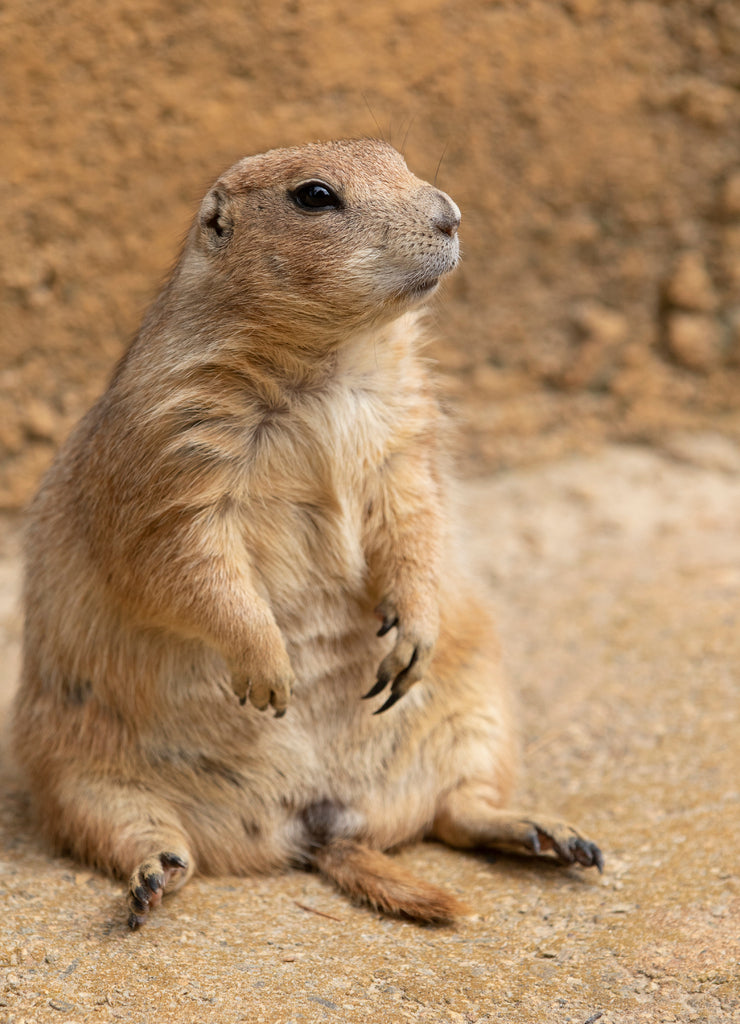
[313,839,466,923]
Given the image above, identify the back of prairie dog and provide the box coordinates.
[13,139,602,929]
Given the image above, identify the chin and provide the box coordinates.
[397,277,441,306]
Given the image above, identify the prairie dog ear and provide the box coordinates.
[199,187,234,247]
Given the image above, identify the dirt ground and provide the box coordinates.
[1,441,739,1023]
[3,0,740,506]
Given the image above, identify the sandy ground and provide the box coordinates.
[1,441,739,1024]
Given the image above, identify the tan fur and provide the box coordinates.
[11,139,602,928]
[314,842,466,923]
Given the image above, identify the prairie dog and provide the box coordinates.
[12,139,602,928]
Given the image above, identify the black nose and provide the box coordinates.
[433,193,461,238]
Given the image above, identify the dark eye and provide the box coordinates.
[290,180,342,212]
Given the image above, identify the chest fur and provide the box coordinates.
[239,384,395,616]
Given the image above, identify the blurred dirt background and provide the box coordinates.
[2,0,740,506]
[2,1,740,1022]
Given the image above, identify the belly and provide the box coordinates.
[244,493,374,682]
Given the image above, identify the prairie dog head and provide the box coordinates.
[180,139,460,345]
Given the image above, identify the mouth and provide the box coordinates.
[406,276,440,297]
[397,269,448,302]
[391,247,459,304]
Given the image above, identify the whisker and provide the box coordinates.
[433,140,450,188]
[400,115,416,157]
[363,93,385,141]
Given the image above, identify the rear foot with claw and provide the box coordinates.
[127,851,189,930]
[523,820,604,872]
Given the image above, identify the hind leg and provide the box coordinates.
[431,782,603,871]
[39,775,195,928]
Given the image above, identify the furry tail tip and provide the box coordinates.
[314,839,467,923]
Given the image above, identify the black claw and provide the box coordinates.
[128,911,146,931]
[273,707,287,718]
[404,647,419,674]
[569,839,604,872]
[591,845,605,873]
[571,843,588,866]
[161,852,188,871]
[376,615,399,638]
[363,674,390,700]
[131,884,150,909]
[239,695,247,706]
[143,872,164,894]
[373,689,404,715]
[529,829,542,856]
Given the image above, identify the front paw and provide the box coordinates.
[364,600,436,714]
[231,657,295,717]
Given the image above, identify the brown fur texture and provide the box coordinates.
[12,139,602,929]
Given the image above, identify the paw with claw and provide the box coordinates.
[521,819,604,872]
[363,598,437,714]
[230,646,295,717]
[127,851,189,930]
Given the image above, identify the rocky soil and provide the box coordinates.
[1,442,739,1023]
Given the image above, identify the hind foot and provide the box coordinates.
[127,851,190,930]
[497,815,604,871]
[433,787,604,873]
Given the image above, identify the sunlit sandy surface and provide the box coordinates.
[1,444,738,1024]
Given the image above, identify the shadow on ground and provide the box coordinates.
[1,443,738,1023]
